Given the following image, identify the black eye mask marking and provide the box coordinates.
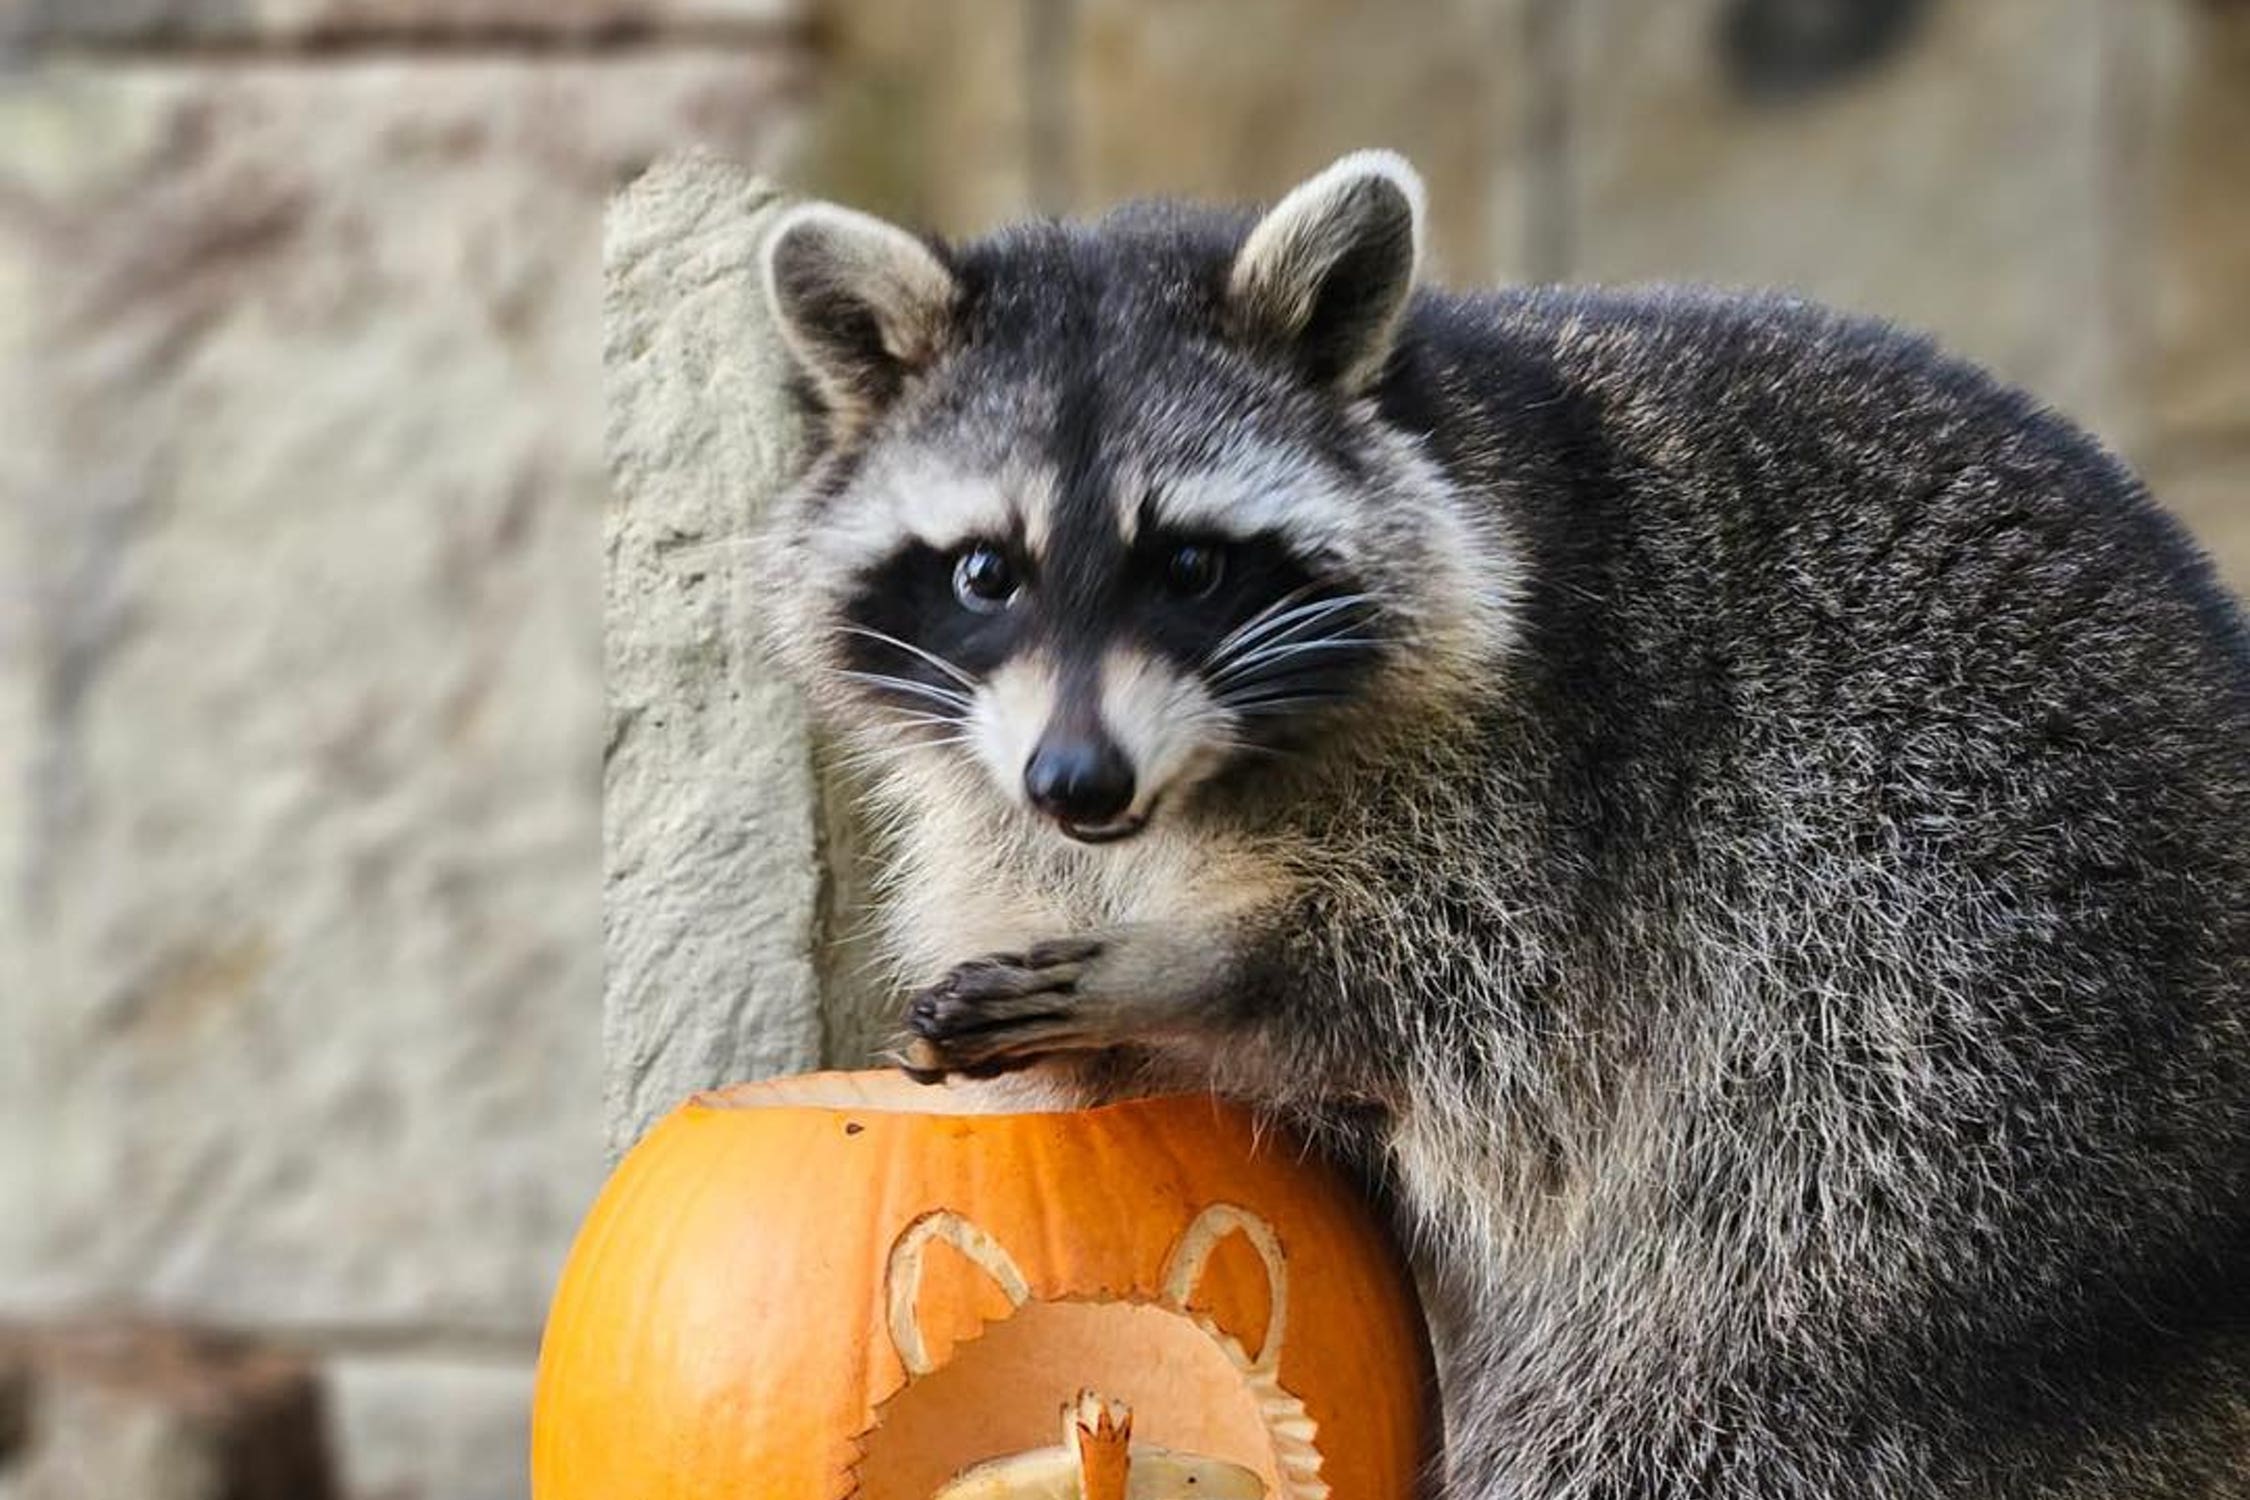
[1154,533,1386,740]
[839,540,1025,726]
[835,527,1384,748]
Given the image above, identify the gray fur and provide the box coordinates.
[757,155,2250,1497]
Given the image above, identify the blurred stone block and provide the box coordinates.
[2149,457,2250,601]
[0,54,800,1341]
[1067,0,1531,283]
[600,152,829,1156]
[2149,0,2250,456]
[805,0,1041,235]
[0,1322,335,1500]
[0,153,32,1358]
[1560,0,2128,441]
[0,1337,27,1460]
[324,1352,531,1500]
[1,0,799,50]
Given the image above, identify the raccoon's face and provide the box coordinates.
[761,153,1499,843]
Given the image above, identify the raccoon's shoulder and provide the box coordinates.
[1382,280,2250,685]
[1383,281,2184,571]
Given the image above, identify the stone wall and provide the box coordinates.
[0,7,808,1498]
[10,1,2250,1496]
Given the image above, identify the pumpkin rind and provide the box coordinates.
[530,1072,1435,1499]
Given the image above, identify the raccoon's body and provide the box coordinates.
[756,154,2250,1496]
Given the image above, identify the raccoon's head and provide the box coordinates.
[758,152,1507,844]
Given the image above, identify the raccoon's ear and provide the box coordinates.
[763,202,959,427]
[1226,150,1425,394]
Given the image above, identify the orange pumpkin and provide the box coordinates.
[531,1071,1437,1498]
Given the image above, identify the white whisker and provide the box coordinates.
[1215,735,1305,763]
[1205,593,1381,675]
[836,670,974,713]
[834,624,979,688]
[1214,591,1375,659]
[1207,583,1323,660]
[1208,635,1394,688]
[832,734,976,775]
[1219,692,1350,716]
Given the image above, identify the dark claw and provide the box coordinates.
[1027,937,1104,966]
[896,937,1106,1079]
[950,958,1074,1002]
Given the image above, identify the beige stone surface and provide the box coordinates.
[0,53,799,1343]
[601,152,843,1155]
[1,0,797,48]
[2148,2,2250,457]
[1067,0,1530,283]
[324,1353,529,1500]
[1561,0,2130,444]
[2138,0,2250,598]
[804,0,1044,236]
[0,147,36,1345]
[2149,457,2250,601]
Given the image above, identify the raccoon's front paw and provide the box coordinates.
[900,938,1107,1081]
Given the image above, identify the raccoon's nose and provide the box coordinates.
[1024,735,1136,827]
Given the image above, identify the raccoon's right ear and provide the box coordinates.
[762,202,959,428]
[1226,150,1426,395]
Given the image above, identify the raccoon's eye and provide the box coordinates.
[1163,541,1226,599]
[952,542,1019,613]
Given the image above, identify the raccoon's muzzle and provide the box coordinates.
[1024,730,1141,841]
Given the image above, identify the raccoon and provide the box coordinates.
[754,152,2250,1497]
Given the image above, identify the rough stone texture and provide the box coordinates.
[0,0,798,51]
[323,1353,531,1500]
[0,1322,336,1500]
[1560,0,2131,444]
[0,145,36,1344]
[601,152,841,1156]
[1067,0,1531,282]
[0,50,798,1343]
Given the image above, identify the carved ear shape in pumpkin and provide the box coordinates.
[763,201,959,431]
[1162,1203,1289,1374]
[1225,150,1426,395]
[886,1210,1032,1376]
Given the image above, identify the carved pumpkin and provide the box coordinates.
[530,1071,1436,1499]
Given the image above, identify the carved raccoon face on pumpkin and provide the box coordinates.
[862,1204,1313,1499]
[530,1076,1436,1500]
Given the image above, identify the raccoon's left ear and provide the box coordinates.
[763,202,959,428]
[1226,150,1426,394]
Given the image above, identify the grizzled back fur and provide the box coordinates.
[756,154,2250,1497]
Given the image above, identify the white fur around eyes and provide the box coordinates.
[1144,449,1364,562]
[809,459,1065,580]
